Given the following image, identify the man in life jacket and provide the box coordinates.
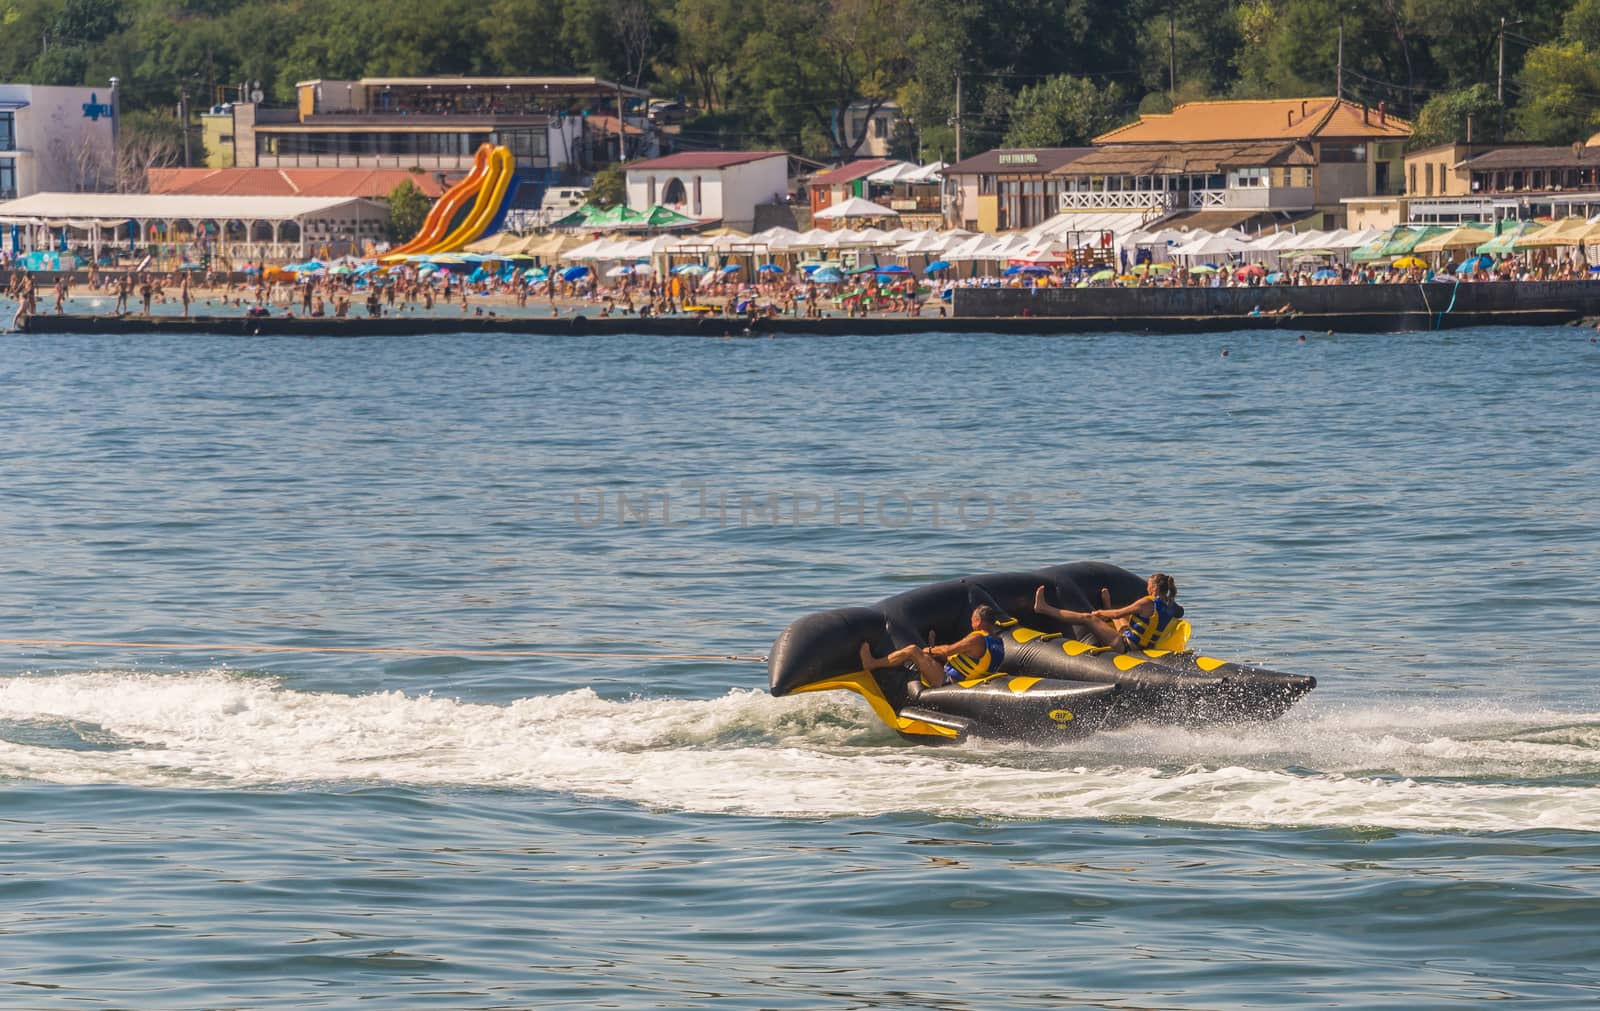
[1033,573,1183,653]
[859,605,1005,688]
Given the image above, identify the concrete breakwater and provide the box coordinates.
[10,307,1586,337]
[952,278,1600,322]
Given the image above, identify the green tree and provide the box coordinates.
[1409,84,1501,147]
[589,163,626,207]
[1514,40,1600,142]
[385,178,432,242]
[1002,75,1127,148]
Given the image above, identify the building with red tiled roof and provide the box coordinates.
[624,151,788,231]
[149,167,449,199]
[1093,96,1411,145]
[807,159,902,222]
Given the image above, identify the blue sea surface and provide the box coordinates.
[0,326,1598,1009]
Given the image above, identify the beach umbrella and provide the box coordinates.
[560,265,591,281]
[756,263,784,274]
[923,260,952,273]
[1235,263,1266,278]
[720,264,742,273]
[672,263,709,276]
[1391,255,1427,269]
[605,265,634,277]
[1088,268,1115,282]
[810,267,845,283]
[875,264,910,274]
[1456,255,1493,273]
[1311,268,1339,280]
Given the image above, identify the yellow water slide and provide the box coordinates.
[381,144,494,263]
[422,146,515,255]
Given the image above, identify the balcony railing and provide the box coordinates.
[1057,191,1176,211]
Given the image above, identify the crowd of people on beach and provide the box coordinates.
[4,227,1597,329]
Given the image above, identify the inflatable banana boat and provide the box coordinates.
[767,562,1316,743]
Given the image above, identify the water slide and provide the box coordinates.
[381,144,494,263]
[424,146,516,254]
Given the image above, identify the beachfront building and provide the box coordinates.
[808,159,903,221]
[1345,139,1600,226]
[624,152,788,232]
[0,83,117,200]
[0,192,386,262]
[1077,97,1412,232]
[219,77,652,207]
[942,148,1095,233]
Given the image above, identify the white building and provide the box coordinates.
[624,151,788,231]
[0,83,118,199]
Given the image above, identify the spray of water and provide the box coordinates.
[2,670,1596,832]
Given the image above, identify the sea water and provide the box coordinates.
[0,327,1596,1009]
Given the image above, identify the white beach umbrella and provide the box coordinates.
[813,196,899,220]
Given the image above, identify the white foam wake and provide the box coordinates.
[2,670,1597,833]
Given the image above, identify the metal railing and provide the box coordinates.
[1057,191,1176,211]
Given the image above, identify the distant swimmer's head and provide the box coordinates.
[972,605,999,631]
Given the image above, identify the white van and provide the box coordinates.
[541,187,589,216]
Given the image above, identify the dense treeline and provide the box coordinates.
[7,0,1600,163]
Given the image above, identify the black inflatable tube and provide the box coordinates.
[767,562,1316,743]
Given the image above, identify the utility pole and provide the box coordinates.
[1498,16,1507,142]
[1336,18,1344,100]
[1168,0,1177,101]
[953,70,962,163]
[178,89,191,167]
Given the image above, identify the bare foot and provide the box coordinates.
[1034,585,1048,612]
[1100,587,1113,608]
[858,641,879,671]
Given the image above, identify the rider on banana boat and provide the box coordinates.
[858,604,1004,688]
[1033,572,1184,653]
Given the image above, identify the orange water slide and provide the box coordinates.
[426,147,515,254]
[381,144,493,262]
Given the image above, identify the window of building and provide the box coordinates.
[1425,163,1435,196]
[661,177,686,204]
[1321,143,1367,163]
[1228,167,1267,188]
[0,159,14,199]
[0,112,13,152]
[1409,164,1417,194]
[871,117,886,139]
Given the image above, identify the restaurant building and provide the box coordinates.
[219,76,651,206]
[1346,138,1600,227]
[1072,97,1412,231]
[941,148,1094,232]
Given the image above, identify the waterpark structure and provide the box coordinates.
[380,145,518,263]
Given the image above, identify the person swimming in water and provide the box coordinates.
[859,605,1004,688]
[1033,573,1184,653]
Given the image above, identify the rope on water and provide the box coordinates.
[0,638,769,663]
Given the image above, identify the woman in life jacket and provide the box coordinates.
[859,605,1005,688]
[1033,573,1183,653]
